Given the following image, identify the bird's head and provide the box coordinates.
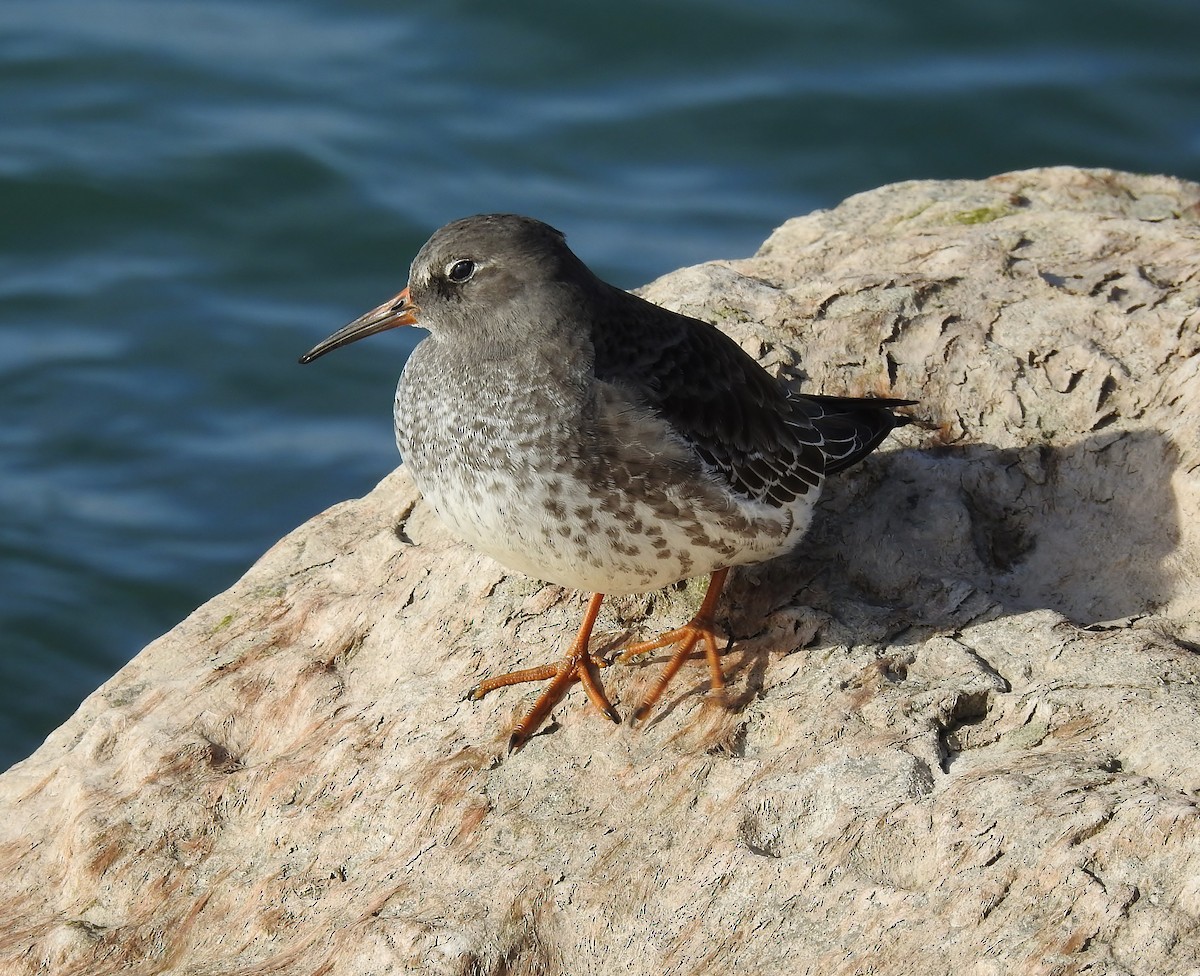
[299,214,591,364]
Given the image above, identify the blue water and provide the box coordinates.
[2,0,1198,770]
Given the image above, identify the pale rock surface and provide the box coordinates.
[2,167,1199,975]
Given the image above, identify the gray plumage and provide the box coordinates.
[388,214,909,593]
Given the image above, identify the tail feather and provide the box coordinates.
[791,395,917,476]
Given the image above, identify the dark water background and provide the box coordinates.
[3,0,1198,770]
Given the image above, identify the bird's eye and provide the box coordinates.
[446,259,476,283]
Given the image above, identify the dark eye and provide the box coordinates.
[446,259,475,283]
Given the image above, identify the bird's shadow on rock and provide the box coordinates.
[721,427,1184,664]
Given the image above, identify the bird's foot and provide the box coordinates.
[617,618,726,722]
[466,593,618,751]
[467,652,618,750]
[618,568,730,723]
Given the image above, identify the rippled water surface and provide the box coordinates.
[2,0,1198,768]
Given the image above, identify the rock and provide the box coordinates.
[1,167,1198,975]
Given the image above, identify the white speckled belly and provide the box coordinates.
[394,340,817,595]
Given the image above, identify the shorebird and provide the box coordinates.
[301,214,913,749]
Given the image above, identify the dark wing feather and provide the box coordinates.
[588,285,913,506]
[791,394,917,475]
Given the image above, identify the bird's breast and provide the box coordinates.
[392,342,812,594]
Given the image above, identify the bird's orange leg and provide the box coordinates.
[618,568,730,722]
[467,591,619,750]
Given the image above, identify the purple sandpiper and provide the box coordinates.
[301,214,913,749]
